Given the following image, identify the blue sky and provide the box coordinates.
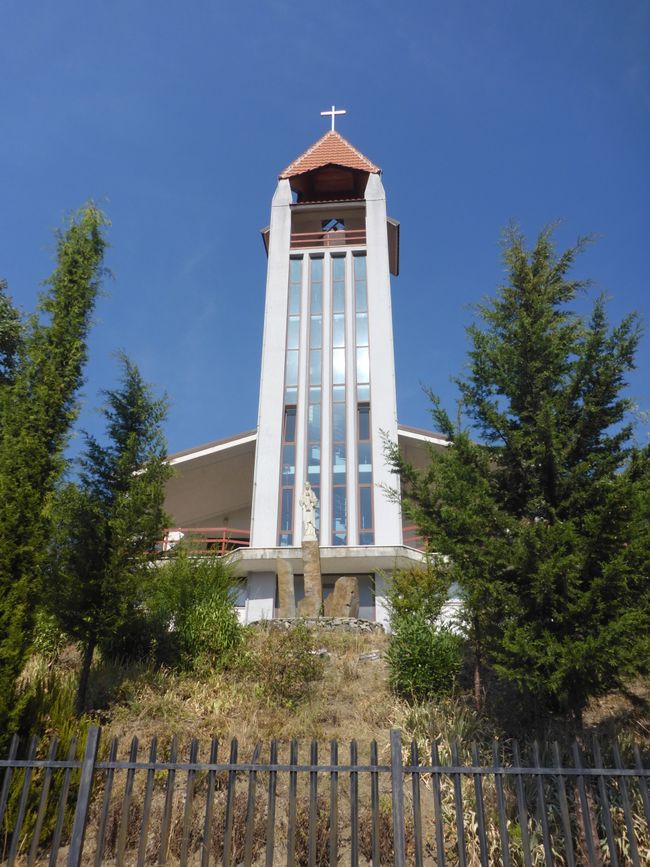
[1,0,648,454]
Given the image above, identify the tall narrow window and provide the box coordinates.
[279,406,296,546]
[354,254,374,544]
[307,256,323,536]
[278,257,302,545]
[331,255,347,544]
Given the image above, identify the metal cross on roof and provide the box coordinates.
[320,105,347,131]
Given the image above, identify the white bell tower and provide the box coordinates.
[250,120,402,551]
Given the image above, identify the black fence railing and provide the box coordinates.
[1,727,649,865]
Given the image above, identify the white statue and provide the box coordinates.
[300,481,318,541]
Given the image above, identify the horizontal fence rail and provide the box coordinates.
[156,528,250,557]
[1,727,649,865]
[289,229,366,250]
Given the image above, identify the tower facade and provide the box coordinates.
[250,131,402,551]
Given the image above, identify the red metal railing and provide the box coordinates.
[402,524,425,550]
[289,229,366,249]
[157,527,250,557]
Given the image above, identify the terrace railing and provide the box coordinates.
[1,727,649,865]
[289,229,366,250]
[157,527,250,557]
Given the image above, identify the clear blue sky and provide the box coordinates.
[1,0,648,454]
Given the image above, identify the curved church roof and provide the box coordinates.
[279,130,381,178]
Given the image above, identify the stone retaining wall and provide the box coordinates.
[248,616,385,634]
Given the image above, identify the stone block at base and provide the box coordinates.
[324,575,360,618]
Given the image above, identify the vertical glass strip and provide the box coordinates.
[331,255,347,545]
[354,253,373,544]
[278,257,303,546]
[307,256,323,538]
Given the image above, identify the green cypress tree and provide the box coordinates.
[48,355,171,714]
[0,207,107,735]
[392,225,648,725]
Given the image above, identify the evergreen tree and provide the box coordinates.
[392,225,648,724]
[48,356,171,714]
[0,207,107,734]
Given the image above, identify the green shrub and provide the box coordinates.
[250,623,324,707]
[386,611,463,701]
[151,549,243,671]
[103,548,243,671]
[387,562,450,623]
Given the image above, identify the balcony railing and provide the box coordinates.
[402,524,425,550]
[289,229,366,249]
[157,527,250,557]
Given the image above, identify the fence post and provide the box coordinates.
[390,729,406,867]
[67,726,100,867]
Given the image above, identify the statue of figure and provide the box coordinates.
[300,481,318,541]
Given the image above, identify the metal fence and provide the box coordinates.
[1,727,649,865]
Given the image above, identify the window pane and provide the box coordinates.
[310,280,322,315]
[356,347,370,384]
[285,350,298,387]
[332,385,345,403]
[355,312,368,347]
[290,258,302,283]
[358,405,370,441]
[281,489,293,532]
[279,532,293,546]
[285,387,297,404]
[282,444,295,483]
[310,316,322,348]
[284,406,296,442]
[332,348,345,385]
[358,441,372,483]
[311,257,323,281]
[355,281,367,312]
[309,349,321,385]
[359,531,374,546]
[332,314,345,348]
[289,282,300,315]
[357,384,370,402]
[333,281,345,314]
[333,487,347,531]
[354,254,366,280]
[359,486,373,530]
[333,531,347,546]
[332,403,346,443]
[308,403,321,441]
[332,256,345,281]
[309,387,321,403]
[287,316,300,350]
[333,444,346,480]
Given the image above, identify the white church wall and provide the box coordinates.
[244,572,276,623]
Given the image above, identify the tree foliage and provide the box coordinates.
[48,355,171,714]
[390,225,649,723]
[0,207,107,734]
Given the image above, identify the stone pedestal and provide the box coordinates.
[299,539,322,616]
[324,576,360,618]
[276,558,295,618]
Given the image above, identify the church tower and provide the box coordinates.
[163,115,442,626]
[250,120,402,552]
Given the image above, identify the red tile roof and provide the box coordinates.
[279,131,380,178]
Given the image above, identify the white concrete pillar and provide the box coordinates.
[250,180,293,548]
[365,174,402,546]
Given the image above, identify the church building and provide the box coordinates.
[163,113,446,627]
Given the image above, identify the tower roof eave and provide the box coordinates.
[279,130,381,178]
